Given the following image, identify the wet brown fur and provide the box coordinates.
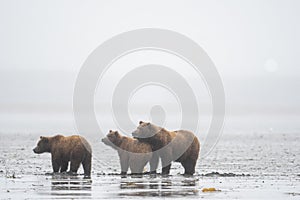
[33,135,92,177]
[102,131,155,174]
[132,122,200,175]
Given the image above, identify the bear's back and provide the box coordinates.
[130,139,152,153]
[120,137,152,154]
[51,135,91,154]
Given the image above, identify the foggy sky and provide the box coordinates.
[0,0,300,115]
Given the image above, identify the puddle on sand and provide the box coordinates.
[29,175,93,198]
[1,172,300,199]
[49,176,92,196]
[0,174,202,199]
[118,176,199,197]
[1,132,299,199]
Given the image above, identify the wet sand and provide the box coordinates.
[0,132,299,199]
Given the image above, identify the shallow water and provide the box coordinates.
[0,132,299,199]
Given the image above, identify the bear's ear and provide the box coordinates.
[114,131,119,136]
[139,121,143,125]
[40,136,49,142]
[146,122,150,126]
[109,130,112,133]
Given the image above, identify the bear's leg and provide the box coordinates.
[182,160,196,175]
[120,155,129,175]
[60,161,69,173]
[162,164,171,175]
[120,171,127,176]
[149,152,159,174]
[129,165,142,175]
[51,156,60,173]
[82,153,92,177]
[160,150,172,175]
[129,156,145,175]
[70,159,81,175]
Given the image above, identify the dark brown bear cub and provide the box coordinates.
[33,135,92,177]
[132,121,200,175]
[102,130,157,175]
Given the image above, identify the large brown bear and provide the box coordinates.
[132,121,200,175]
[102,130,158,175]
[33,135,92,177]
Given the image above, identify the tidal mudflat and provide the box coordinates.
[0,132,299,199]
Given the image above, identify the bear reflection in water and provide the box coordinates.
[50,175,92,197]
[119,177,198,197]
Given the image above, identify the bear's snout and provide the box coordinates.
[132,131,142,139]
[132,131,137,138]
[33,147,41,154]
[101,138,108,144]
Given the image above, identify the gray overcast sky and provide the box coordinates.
[0,0,299,75]
[0,0,299,113]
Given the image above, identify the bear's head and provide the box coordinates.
[102,130,122,148]
[33,136,51,154]
[132,121,162,140]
